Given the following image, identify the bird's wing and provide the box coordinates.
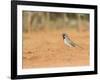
[69,39,83,49]
[69,40,76,47]
[67,37,76,47]
[66,36,83,48]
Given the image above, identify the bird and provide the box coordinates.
[62,33,83,49]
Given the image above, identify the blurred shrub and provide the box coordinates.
[22,11,89,32]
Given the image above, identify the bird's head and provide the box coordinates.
[62,33,68,39]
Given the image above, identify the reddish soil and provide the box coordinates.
[22,28,89,69]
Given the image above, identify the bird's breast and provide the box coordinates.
[63,38,73,47]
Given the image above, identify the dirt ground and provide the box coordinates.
[22,28,90,69]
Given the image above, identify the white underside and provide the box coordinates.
[64,39,73,47]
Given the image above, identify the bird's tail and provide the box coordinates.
[75,43,84,49]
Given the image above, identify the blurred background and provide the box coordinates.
[22,11,90,68]
[22,11,89,32]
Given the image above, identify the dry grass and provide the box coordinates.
[22,28,89,69]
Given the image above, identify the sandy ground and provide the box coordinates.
[22,28,89,69]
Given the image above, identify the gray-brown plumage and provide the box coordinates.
[62,33,83,49]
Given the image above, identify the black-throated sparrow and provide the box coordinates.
[62,33,83,49]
